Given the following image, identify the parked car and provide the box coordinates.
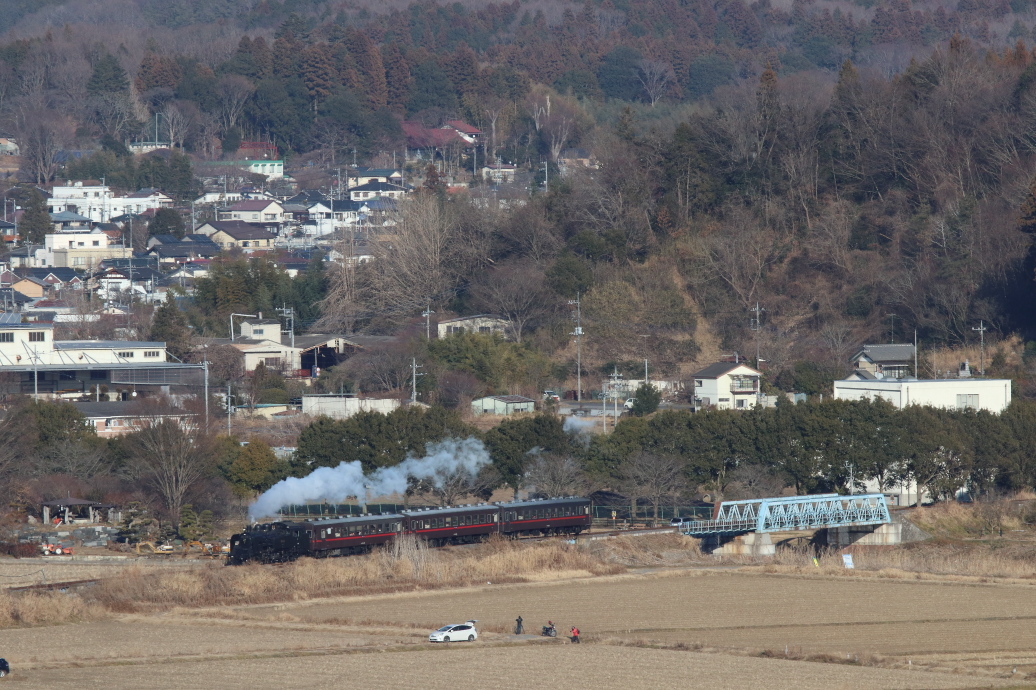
[543,390,560,403]
[670,516,694,528]
[624,398,636,410]
[0,657,9,677]
[429,621,479,642]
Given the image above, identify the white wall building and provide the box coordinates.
[48,182,174,222]
[0,322,166,367]
[691,362,762,410]
[833,377,1012,414]
[301,394,401,419]
[37,229,130,269]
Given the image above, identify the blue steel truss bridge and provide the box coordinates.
[680,493,891,538]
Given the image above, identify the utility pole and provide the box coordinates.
[227,383,233,434]
[203,358,209,431]
[422,303,434,339]
[844,459,855,495]
[568,293,582,401]
[886,313,896,344]
[972,320,987,375]
[411,357,424,404]
[644,358,649,387]
[750,301,765,369]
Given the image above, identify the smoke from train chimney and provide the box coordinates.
[248,437,491,519]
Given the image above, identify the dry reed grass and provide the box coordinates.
[589,533,703,566]
[744,540,1036,581]
[82,537,625,612]
[0,590,105,627]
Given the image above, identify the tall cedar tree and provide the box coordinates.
[148,207,186,238]
[346,28,388,109]
[381,43,410,114]
[87,54,129,95]
[149,299,192,361]
[19,189,50,245]
[300,43,335,114]
[136,52,182,91]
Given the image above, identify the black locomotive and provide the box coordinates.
[228,496,591,565]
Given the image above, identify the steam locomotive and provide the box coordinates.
[228,496,592,565]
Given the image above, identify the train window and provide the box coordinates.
[445,517,452,526]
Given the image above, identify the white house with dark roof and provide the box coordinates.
[850,344,915,380]
[348,182,407,201]
[691,361,762,410]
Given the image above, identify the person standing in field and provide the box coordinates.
[570,626,580,643]
[515,616,523,635]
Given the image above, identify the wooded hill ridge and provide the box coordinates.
[3,1,1036,392]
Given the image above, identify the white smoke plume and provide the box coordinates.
[563,415,597,434]
[248,437,491,519]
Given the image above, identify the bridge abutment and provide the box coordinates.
[820,522,902,549]
[701,532,775,556]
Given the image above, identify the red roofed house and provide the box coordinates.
[401,122,469,150]
[443,120,482,144]
[238,141,279,160]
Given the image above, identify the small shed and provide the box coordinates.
[41,498,117,525]
[471,395,536,415]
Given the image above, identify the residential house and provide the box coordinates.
[72,401,193,438]
[0,137,19,156]
[0,220,16,245]
[284,190,327,206]
[471,395,535,415]
[198,159,284,180]
[113,188,174,216]
[348,182,407,201]
[217,200,284,225]
[850,344,915,380]
[195,221,275,251]
[147,237,220,266]
[558,148,598,175]
[7,245,42,269]
[194,191,243,205]
[18,268,84,292]
[443,120,482,144]
[401,121,468,155]
[481,163,517,184]
[95,266,165,302]
[691,361,763,410]
[48,182,114,222]
[11,275,48,299]
[38,228,130,269]
[437,314,509,339]
[49,211,93,232]
[350,168,404,186]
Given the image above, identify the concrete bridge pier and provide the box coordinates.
[700,532,775,556]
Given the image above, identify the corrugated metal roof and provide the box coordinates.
[852,344,915,363]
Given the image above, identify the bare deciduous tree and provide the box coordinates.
[216,75,254,134]
[91,92,136,138]
[126,418,213,523]
[524,453,587,498]
[14,109,73,183]
[621,452,686,526]
[163,100,198,149]
[361,194,460,315]
[471,260,551,342]
[637,59,675,107]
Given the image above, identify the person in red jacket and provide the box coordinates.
[570,626,580,643]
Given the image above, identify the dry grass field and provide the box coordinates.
[5,511,1036,687]
[20,644,1019,690]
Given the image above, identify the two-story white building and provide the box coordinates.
[691,361,762,410]
[0,318,200,398]
[36,229,131,269]
[217,200,284,224]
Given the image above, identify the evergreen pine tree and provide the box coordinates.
[19,189,50,246]
[87,54,129,95]
[149,298,192,361]
[148,207,186,238]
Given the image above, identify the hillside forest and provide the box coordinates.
[4,1,1036,393]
